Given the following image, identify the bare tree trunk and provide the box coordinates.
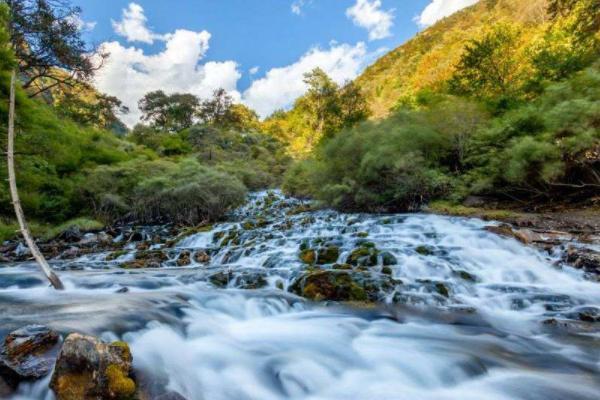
[7,69,64,290]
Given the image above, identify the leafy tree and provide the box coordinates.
[56,88,129,131]
[138,90,199,132]
[298,68,341,141]
[197,88,233,126]
[449,24,525,107]
[531,0,600,83]
[6,0,103,97]
[337,81,371,130]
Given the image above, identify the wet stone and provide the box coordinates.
[50,334,135,400]
[0,325,60,390]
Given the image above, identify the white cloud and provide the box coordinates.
[111,3,165,44]
[249,66,260,75]
[243,42,368,118]
[68,15,97,32]
[291,0,311,15]
[346,0,394,41]
[94,29,241,126]
[416,0,478,27]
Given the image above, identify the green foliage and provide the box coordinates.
[83,158,247,224]
[139,90,199,132]
[449,24,525,110]
[465,64,600,198]
[264,68,370,156]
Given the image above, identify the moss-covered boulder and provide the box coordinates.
[316,246,340,264]
[209,271,233,287]
[415,245,435,256]
[299,249,316,264]
[120,250,168,269]
[380,252,397,266]
[347,246,379,267]
[290,270,368,301]
[50,334,135,400]
[105,250,128,262]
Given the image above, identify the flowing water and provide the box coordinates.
[1,192,599,400]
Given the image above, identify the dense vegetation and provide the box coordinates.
[0,1,289,242]
[1,0,598,243]
[283,0,599,212]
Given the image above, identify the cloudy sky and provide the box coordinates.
[73,0,479,125]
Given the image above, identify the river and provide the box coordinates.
[1,191,599,399]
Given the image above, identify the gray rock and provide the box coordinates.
[0,325,60,389]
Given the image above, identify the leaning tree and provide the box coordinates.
[4,0,105,289]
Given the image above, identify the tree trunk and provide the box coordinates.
[7,69,64,290]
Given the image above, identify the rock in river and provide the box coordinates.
[50,333,136,400]
[0,325,60,393]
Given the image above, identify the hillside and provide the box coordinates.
[355,0,549,118]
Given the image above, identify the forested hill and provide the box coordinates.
[356,0,549,118]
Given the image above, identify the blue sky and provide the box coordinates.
[71,0,478,124]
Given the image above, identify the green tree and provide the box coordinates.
[449,24,524,106]
[6,0,103,97]
[138,90,199,132]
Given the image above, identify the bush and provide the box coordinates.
[83,158,247,224]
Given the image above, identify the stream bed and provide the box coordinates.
[1,192,599,400]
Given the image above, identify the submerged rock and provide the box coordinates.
[0,325,60,391]
[50,334,135,400]
[120,250,168,269]
[290,270,368,301]
[316,246,340,264]
[176,250,191,267]
[347,245,378,267]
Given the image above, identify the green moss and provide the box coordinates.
[316,246,340,264]
[299,249,316,264]
[42,218,104,241]
[106,250,129,261]
[428,201,518,220]
[53,372,94,400]
[415,246,435,256]
[105,364,136,399]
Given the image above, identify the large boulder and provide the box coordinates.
[0,325,60,391]
[50,334,135,400]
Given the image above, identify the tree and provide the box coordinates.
[6,0,103,97]
[337,81,370,130]
[56,87,129,131]
[197,88,233,126]
[300,68,340,141]
[3,0,100,289]
[138,90,199,132]
[449,24,524,105]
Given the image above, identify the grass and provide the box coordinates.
[427,200,519,220]
[41,218,104,241]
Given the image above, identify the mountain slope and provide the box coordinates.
[355,0,549,118]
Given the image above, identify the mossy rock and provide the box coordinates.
[415,245,435,256]
[381,266,393,275]
[299,249,316,264]
[290,270,367,302]
[316,246,340,264]
[356,232,369,238]
[380,251,397,266]
[106,250,128,261]
[121,250,167,269]
[209,271,233,287]
[333,263,353,270]
[347,246,378,267]
[453,270,477,282]
[435,282,450,298]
